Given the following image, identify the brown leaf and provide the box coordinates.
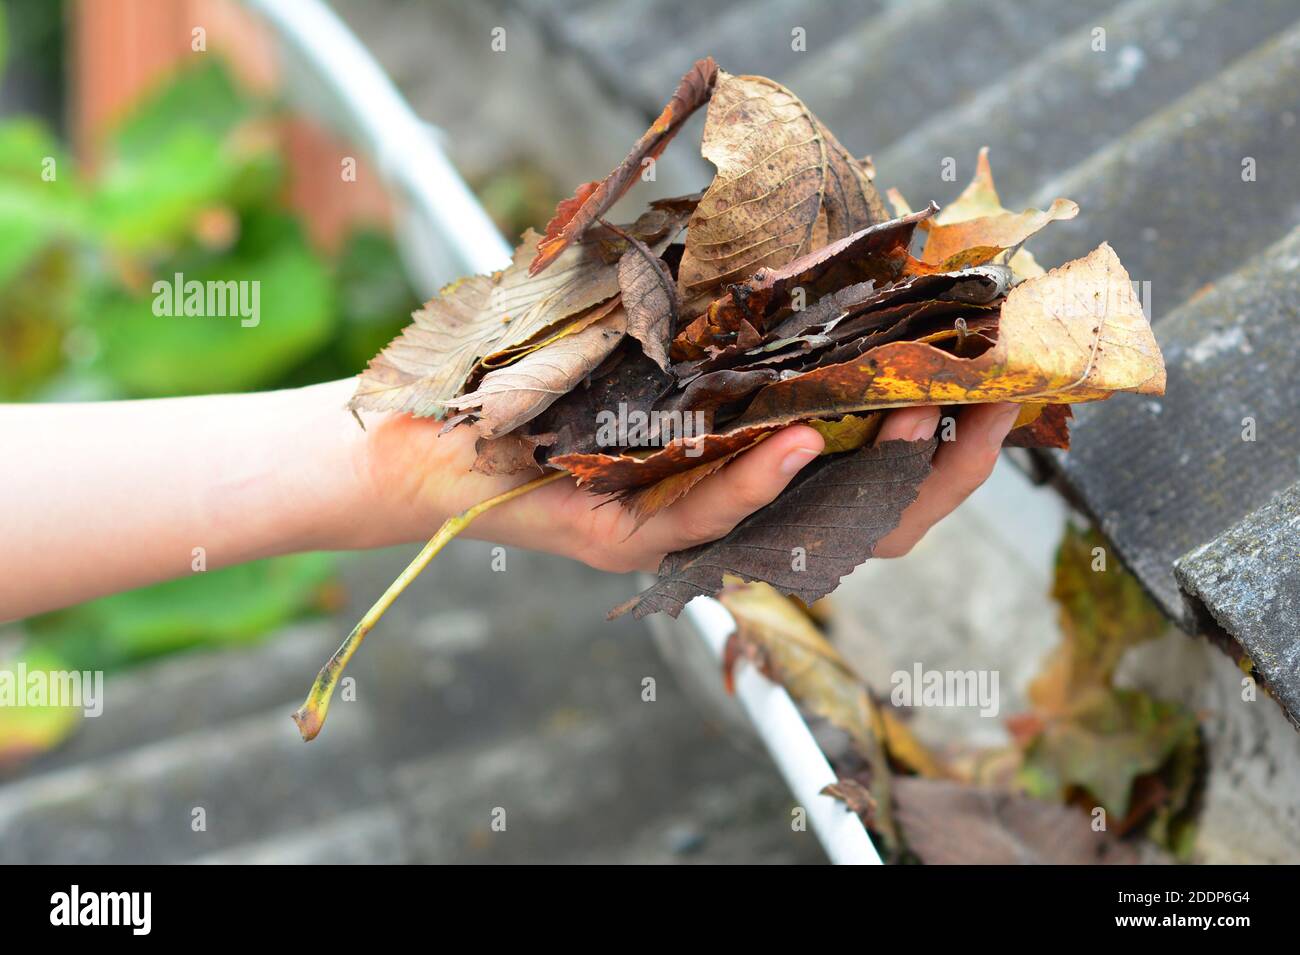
[803,299,1001,372]
[617,436,765,531]
[612,437,936,619]
[657,367,783,424]
[446,306,628,438]
[671,207,935,361]
[706,266,1011,379]
[553,424,778,496]
[529,58,718,275]
[921,197,1077,269]
[1002,402,1073,449]
[734,243,1165,428]
[351,231,620,418]
[821,779,878,825]
[726,205,938,329]
[529,346,675,459]
[616,229,679,372]
[477,300,618,377]
[891,777,1139,865]
[349,273,511,420]
[481,206,691,371]
[472,432,556,476]
[677,70,889,301]
[672,259,1004,380]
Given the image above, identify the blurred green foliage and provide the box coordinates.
[0,646,82,770]
[0,38,421,739]
[472,158,564,246]
[26,554,343,671]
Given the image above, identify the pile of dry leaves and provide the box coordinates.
[294,59,1166,756]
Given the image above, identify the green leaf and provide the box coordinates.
[0,247,76,398]
[28,553,339,670]
[110,58,251,161]
[88,59,278,253]
[334,229,420,367]
[1015,524,1203,846]
[0,118,84,288]
[0,647,84,766]
[89,128,269,253]
[1019,689,1198,818]
[90,213,337,395]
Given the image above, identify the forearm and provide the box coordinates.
[0,380,374,620]
[0,375,1007,622]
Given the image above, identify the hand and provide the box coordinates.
[0,377,1019,622]
[349,380,1022,574]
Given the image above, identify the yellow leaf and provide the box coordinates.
[921,148,1068,280]
[807,413,882,453]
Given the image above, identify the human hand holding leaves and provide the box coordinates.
[295,58,1164,741]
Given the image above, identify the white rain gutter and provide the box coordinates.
[244,0,880,865]
[684,597,882,864]
[244,0,514,292]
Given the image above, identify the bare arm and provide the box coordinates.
[0,378,1018,620]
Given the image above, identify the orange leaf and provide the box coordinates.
[529,58,718,276]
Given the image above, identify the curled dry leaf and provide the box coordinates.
[553,423,778,496]
[351,231,619,418]
[920,196,1078,270]
[447,304,628,438]
[472,431,556,476]
[672,206,935,362]
[616,435,766,532]
[679,261,1011,381]
[529,58,718,276]
[555,422,777,530]
[676,70,889,302]
[735,242,1165,428]
[485,206,691,366]
[351,203,691,419]
[615,226,680,372]
[1003,402,1073,449]
[916,147,1067,279]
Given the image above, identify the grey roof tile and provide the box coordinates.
[1175,482,1300,727]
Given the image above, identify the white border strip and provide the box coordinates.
[684,597,883,865]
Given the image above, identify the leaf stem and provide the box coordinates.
[292,469,569,741]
